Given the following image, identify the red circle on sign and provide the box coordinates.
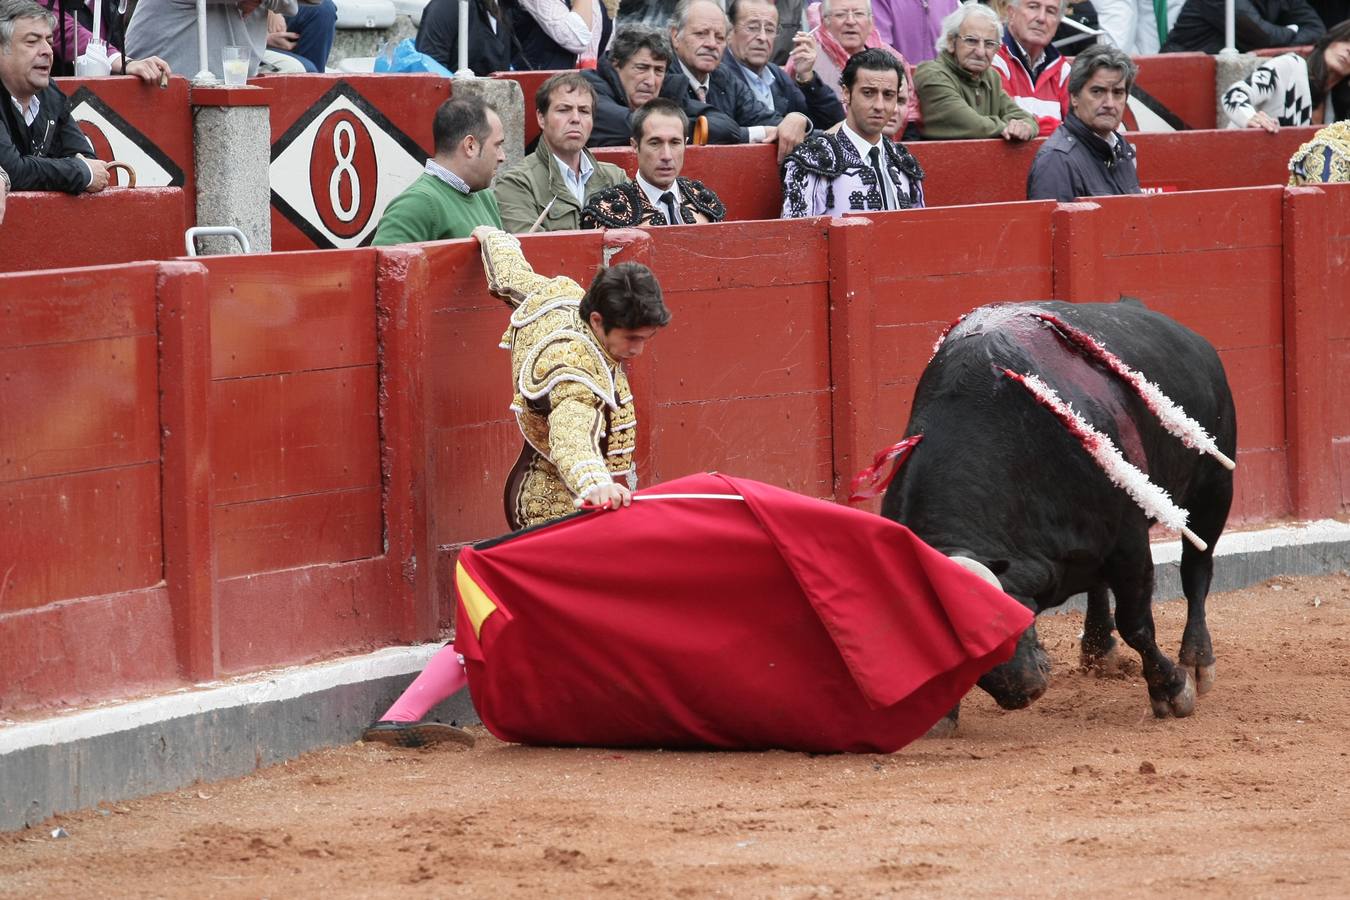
[310,110,378,239]
[80,121,115,165]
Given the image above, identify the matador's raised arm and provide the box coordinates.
[475,226,558,310]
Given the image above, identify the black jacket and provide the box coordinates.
[0,82,95,193]
[502,0,613,70]
[1026,114,1140,202]
[678,60,781,142]
[721,49,844,131]
[1161,0,1325,53]
[582,55,744,147]
[416,0,513,75]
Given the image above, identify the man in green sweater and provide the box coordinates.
[372,96,507,246]
[913,4,1037,141]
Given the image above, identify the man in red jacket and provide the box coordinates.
[991,0,1071,137]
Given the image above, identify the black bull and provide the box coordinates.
[881,300,1236,721]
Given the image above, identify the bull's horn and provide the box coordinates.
[949,556,1002,589]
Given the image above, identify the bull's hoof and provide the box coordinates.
[1194,663,1216,696]
[1080,643,1124,676]
[1149,670,1196,719]
[923,716,959,739]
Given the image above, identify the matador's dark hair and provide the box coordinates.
[580,262,672,331]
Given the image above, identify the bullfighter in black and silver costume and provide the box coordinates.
[580,176,727,227]
[780,130,925,218]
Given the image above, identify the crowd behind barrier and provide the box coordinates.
[3,183,1348,715]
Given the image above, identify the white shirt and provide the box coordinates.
[840,122,906,211]
[553,151,595,205]
[517,0,605,60]
[637,172,682,224]
[678,60,768,144]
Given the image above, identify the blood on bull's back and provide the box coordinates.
[881,299,1236,722]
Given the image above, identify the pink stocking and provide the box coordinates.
[379,645,468,722]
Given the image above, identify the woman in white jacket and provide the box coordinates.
[1221,21,1350,131]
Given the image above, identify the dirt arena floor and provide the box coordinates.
[2,573,1348,899]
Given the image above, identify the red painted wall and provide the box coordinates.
[1130,53,1216,130]
[3,186,1347,713]
[0,189,186,273]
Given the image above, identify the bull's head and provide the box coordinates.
[949,556,1050,710]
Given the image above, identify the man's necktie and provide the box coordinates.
[869,146,889,210]
[694,85,708,102]
[659,191,679,226]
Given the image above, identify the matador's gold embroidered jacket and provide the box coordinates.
[479,229,637,527]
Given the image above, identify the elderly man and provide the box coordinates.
[726,0,844,130]
[372,96,506,245]
[992,0,1070,137]
[1161,0,1324,52]
[913,3,1037,141]
[781,48,924,217]
[581,98,726,226]
[127,0,308,79]
[584,25,743,147]
[492,72,628,233]
[1026,45,1142,202]
[669,0,813,157]
[0,1,108,193]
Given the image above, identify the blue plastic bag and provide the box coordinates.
[374,38,454,77]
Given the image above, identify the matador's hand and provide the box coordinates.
[578,483,632,511]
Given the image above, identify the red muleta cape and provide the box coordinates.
[453,473,1033,753]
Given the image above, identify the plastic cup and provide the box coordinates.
[222,46,248,86]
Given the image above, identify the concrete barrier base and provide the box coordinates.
[3,520,1348,832]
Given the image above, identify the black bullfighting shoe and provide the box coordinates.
[361,720,476,749]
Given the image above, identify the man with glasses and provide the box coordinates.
[913,2,1037,140]
[725,0,844,130]
[669,0,811,158]
[992,0,1071,136]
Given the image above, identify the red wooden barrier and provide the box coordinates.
[1320,183,1350,513]
[591,142,785,221]
[0,188,186,274]
[1130,53,1216,131]
[0,263,180,707]
[260,74,447,251]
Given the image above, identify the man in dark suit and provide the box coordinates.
[0,1,108,193]
[583,25,744,147]
[416,0,512,75]
[725,0,843,131]
[668,0,812,158]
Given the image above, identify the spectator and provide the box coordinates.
[40,0,171,79]
[913,3,1037,140]
[1310,0,1346,30]
[788,0,919,130]
[583,25,745,146]
[262,0,337,72]
[872,0,960,65]
[621,0,802,65]
[493,72,628,232]
[1095,0,1184,53]
[1161,0,1325,53]
[670,0,812,156]
[1026,44,1140,200]
[126,0,307,79]
[0,0,109,193]
[503,0,613,69]
[726,0,845,130]
[371,96,506,245]
[781,47,924,216]
[1221,21,1350,130]
[361,225,671,749]
[416,0,511,75]
[1053,0,1100,54]
[581,97,727,225]
[992,0,1071,137]
[1288,119,1350,183]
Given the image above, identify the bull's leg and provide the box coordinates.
[924,703,960,739]
[1079,584,1121,673]
[1176,485,1230,695]
[1105,535,1195,718]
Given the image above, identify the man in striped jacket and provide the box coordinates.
[992,0,1071,137]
